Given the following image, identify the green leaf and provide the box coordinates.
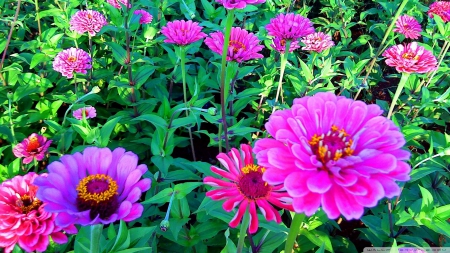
[151,155,173,177]
[315,243,326,253]
[220,229,237,253]
[29,53,51,69]
[141,187,173,205]
[133,66,156,89]
[299,58,313,82]
[106,42,127,65]
[132,114,167,128]
[302,230,334,253]
[111,220,131,252]
[71,124,90,139]
[99,116,123,147]
[174,182,202,199]
[419,185,434,214]
[115,248,152,253]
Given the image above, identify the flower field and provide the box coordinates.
[1,0,450,252]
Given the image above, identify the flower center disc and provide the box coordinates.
[237,165,271,200]
[84,109,89,117]
[309,125,354,165]
[76,174,119,220]
[229,40,246,53]
[27,136,40,153]
[402,52,419,60]
[16,194,42,214]
[67,56,77,62]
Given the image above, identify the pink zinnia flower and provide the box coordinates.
[13,133,52,164]
[216,0,265,9]
[160,20,207,46]
[266,13,315,41]
[34,147,152,226]
[203,144,293,234]
[0,173,77,253]
[69,10,108,36]
[204,27,264,62]
[428,1,450,22]
[301,32,335,53]
[270,37,301,53]
[73,106,97,120]
[382,42,437,73]
[134,9,153,24]
[393,15,422,39]
[253,92,411,220]
[53,47,92,78]
[107,0,131,9]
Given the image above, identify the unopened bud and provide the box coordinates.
[7,91,13,100]
[160,220,170,232]
[91,86,101,94]
[207,107,217,116]
[444,147,450,156]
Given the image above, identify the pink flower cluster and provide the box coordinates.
[70,10,108,36]
[271,37,301,53]
[428,1,450,22]
[134,10,153,24]
[266,13,315,40]
[383,42,437,73]
[393,15,422,39]
[216,0,265,9]
[13,133,52,164]
[73,106,97,120]
[301,32,335,53]
[107,0,131,9]
[160,20,207,46]
[53,47,92,78]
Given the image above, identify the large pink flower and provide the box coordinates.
[73,106,97,120]
[266,13,315,40]
[301,32,335,53]
[216,0,265,9]
[204,27,264,62]
[53,47,92,78]
[0,173,77,253]
[34,147,152,227]
[134,9,153,24]
[107,0,131,9]
[270,37,301,53]
[382,42,437,73]
[160,20,207,46]
[393,15,422,39]
[70,10,108,36]
[204,144,293,234]
[253,92,411,220]
[428,1,450,22]
[13,133,52,164]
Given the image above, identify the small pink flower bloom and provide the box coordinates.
[53,47,92,78]
[216,0,265,9]
[0,173,77,253]
[73,106,97,120]
[428,1,450,22]
[134,9,153,24]
[13,133,52,164]
[70,10,108,36]
[204,144,293,234]
[253,92,411,220]
[393,15,422,39]
[383,42,438,73]
[205,27,264,62]
[107,0,131,9]
[160,20,207,46]
[266,13,315,40]
[270,37,301,53]
[301,32,335,53]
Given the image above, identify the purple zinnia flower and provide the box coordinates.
[73,106,97,120]
[69,10,108,36]
[160,20,207,46]
[266,13,315,41]
[216,0,265,9]
[301,32,335,53]
[204,27,264,62]
[270,37,301,53]
[34,147,152,226]
[13,133,52,164]
[393,15,422,39]
[133,10,153,24]
[107,0,131,9]
[428,1,450,22]
[53,47,92,78]
[253,92,411,220]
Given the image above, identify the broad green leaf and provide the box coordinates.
[99,116,123,147]
[174,182,202,199]
[111,220,131,252]
[141,188,173,205]
[105,42,127,65]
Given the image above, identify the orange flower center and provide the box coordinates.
[402,52,419,60]
[280,39,286,46]
[67,56,77,62]
[27,136,40,153]
[309,125,354,166]
[84,109,89,117]
[229,40,246,53]
[237,164,271,200]
[16,194,42,214]
[87,14,93,19]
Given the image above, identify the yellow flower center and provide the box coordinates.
[27,136,40,153]
[229,40,246,53]
[309,125,354,165]
[402,52,419,60]
[67,56,77,62]
[16,194,42,214]
[76,174,118,203]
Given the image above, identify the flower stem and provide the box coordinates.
[387,73,410,119]
[218,9,235,153]
[8,93,17,144]
[90,224,103,253]
[0,0,21,86]
[273,40,291,113]
[88,34,93,91]
[236,208,250,253]
[284,213,306,253]
[180,46,196,161]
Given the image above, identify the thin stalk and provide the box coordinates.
[8,93,17,144]
[74,73,78,99]
[34,0,42,38]
[424,41,450,88]
[180,46,197,161]
[90,224,103,253]
[88,35,93,91]
[273,40,291,113]
[236,208,250,253]
[413,151,445,169]
[387,73,410,119]
[255,230,271,252]
[218,9,235,153]
[354,0,409,100]
[124,1,139,118]
[284,213,306,253]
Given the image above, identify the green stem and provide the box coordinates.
[8,93,17,144]
[273,40,291,113]
[236,208,250,253]
[284,213,306,253]
[90,224,103,253]
[218,9,235,153]
[387,73,410,119]
[180,46,196,161]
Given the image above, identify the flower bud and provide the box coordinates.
[160,220,170,232]
[7,91,13,100]
[207,107,217,116]
[91,86,101,94]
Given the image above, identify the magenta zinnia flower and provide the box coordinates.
[107,0,131,9]
[270,37,301,53]
[0,173,77,253]
[160,20,207,46]
[428,1,450,22]
[393,15,422,39]
[34,147,152,226]
[216,0,265,9]
[301,32,335,53]
[253,92,411,220]
[134,9,153,24]
[266,13,315,41]
[13,133,52,164]
[53,47,92,78]
[203,144,293,234]
[70,10,108,36]
[382,42,437,73]
[204,27,264,62]
[73,106,97,120]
